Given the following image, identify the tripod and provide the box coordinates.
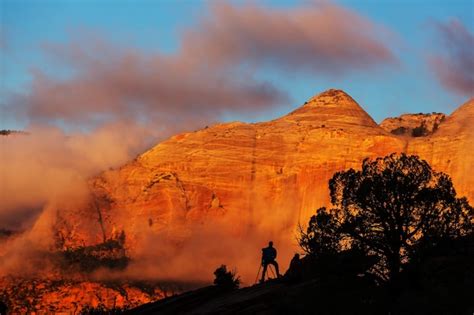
[254,262,277,284]
[254,263,262,284]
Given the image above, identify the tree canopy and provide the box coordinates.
[299,154,473,284]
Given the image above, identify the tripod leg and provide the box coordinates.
[269,265,276,278]
[255,264,262,284]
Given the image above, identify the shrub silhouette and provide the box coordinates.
[213,265,240,290]
[299,154,473,286]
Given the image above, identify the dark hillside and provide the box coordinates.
[127,237,474,314]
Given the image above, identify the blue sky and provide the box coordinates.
[1,0,473,131]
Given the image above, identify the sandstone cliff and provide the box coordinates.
[53,90,473,254]
[55,90,408,250]
[57,90,474,253]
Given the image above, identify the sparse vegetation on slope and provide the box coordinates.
[213,265,240,290]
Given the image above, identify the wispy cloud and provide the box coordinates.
[6,2,396,130]
[429,19,474,97]
[0,122,155,231]
[183,2,396,74]
[10,39,286,128]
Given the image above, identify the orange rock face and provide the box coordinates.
[55,90,473,251]
[406,99,474,203]
[55,90,403,248]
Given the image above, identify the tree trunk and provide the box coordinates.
[389,253,401,295]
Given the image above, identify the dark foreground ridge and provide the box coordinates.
[127,279,292,315]
[127,235,474,314]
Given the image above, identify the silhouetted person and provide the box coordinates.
[0,301,7,315]
[260,241,281,282]
[285,253,302,282]
[289,253,301,271]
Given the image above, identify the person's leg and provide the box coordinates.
[261,263,268,282]
[271,261,280,277]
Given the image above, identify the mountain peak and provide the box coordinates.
[310,88,352,100]
[282,89,378,129]
[305,89,359,108]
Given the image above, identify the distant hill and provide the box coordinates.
[0,129,28,136]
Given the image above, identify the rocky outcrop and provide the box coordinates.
[380,113,446,137]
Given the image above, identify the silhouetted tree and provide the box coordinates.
[213,265,240,290]
[298,209,341,256]
[300,154,473,285]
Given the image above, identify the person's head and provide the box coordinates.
[294,253,300,259]
[269,241,273,247]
